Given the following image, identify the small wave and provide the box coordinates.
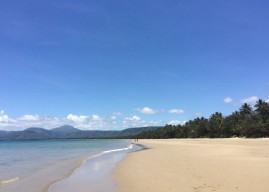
[0,177,20,185]
[82,144,133,164]
[48,143,134,191]
[103,144,133,154]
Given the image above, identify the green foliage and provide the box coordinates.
[134,100,269,139]
[240,103,253,115]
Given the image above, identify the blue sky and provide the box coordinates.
[1,0,269,130]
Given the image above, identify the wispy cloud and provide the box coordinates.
[168,109,185,114]
[18,115,39,121]
[136,107,158,115]
[122,115,162,128]
[240,96,259,104]
[136,107,186,115]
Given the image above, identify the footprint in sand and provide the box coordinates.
[193,183,220,192]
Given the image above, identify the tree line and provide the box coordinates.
[134,99,269,139]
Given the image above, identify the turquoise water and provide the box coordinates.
[0,139,132,191]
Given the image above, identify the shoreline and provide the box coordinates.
[113,138,269,192]
[48,142,140,192]
[0,139,134,192]
[46,152,101,192]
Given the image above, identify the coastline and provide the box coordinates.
[113,138,269,192]
[48,142,141,192]
[0,139,134,192]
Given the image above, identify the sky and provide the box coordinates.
[1,0,269,130]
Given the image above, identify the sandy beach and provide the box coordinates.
[113,139,269,192]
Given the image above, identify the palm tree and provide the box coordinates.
[254,99,264,114]
[253,99,269,136]
[208,112,224,137]
[254,100,269,120]
[240,103,252,115]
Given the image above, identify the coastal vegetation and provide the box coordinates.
[134,99,269,139]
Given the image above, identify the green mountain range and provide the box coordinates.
[0,125,161,140]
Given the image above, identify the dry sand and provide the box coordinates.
[113,139,269,192]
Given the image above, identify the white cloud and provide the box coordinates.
[91,114,102,121]
[125,115,141,121]
[123,115,143,127]
[167,120,181,125]
[241,96,259,104]
[168,120,187,125]
[18,115,39,121]
[136,107,158,115]
[168,109,185,114]
[0,110,9,123]
[0,112,116,131]
[0,110,166,131]
[122,115,163,128]
[266,99,269,103]
[138,120,163,127]
[224,97,233,103]
[67,114,88,123]
[65,114,111,129]
[111,116,116,120]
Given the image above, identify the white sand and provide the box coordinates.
[113,139,269,192]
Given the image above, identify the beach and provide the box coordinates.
[113,139,269,192]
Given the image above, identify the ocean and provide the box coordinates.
[0,139,137,192]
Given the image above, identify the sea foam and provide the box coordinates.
[0,177,20,185]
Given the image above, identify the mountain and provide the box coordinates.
[51,125,80,138]
[0,127,56,140]
[51,125,80,133]
[0,130,8,137]
[0,126,161,140]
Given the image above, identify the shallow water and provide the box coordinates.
[0,139,132,192]
[49,144,141,192]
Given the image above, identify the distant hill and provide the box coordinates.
[0,127,55,140]
[51,125,80,133]
[51,125,81,138]
[0,125,162,140]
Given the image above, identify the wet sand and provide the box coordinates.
[48,152,125,192]
[113,139,269,192]
[49,143,142,192]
